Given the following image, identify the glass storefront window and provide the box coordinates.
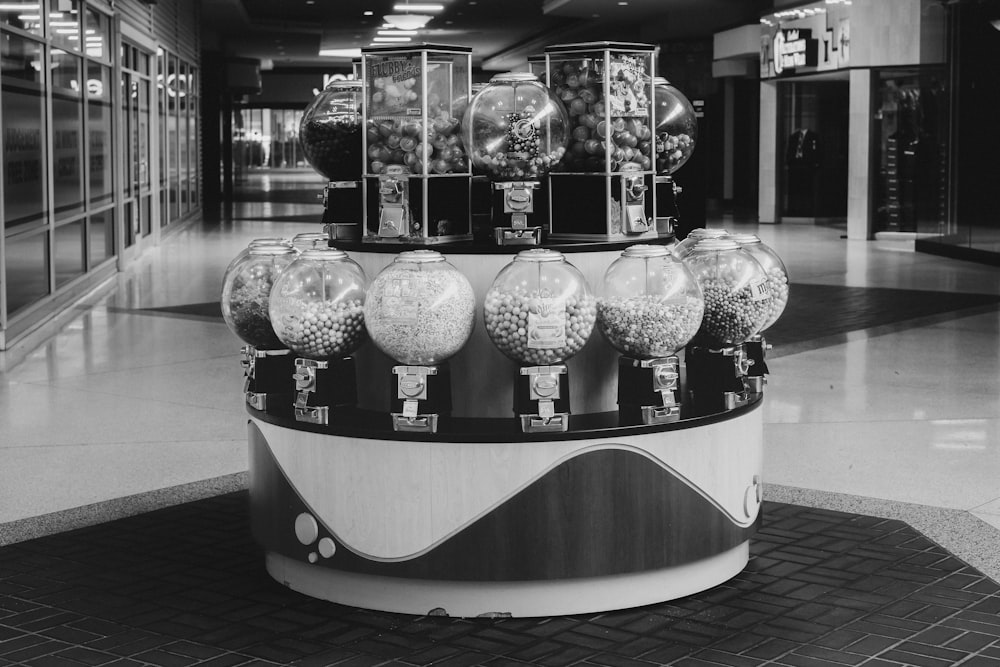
[2,34,46,228]
[0,0,43,37]
[54,219,85,287]
[88,62,112,205]
[84,6,109,62]
[88,209,113,267]
[47,1,80,52]
[872,68,949,235]
[5,229,49,314]
[52,51,84,219]
[167,54,178,221]
[179,61,189,212]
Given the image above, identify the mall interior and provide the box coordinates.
[1,0,1000,666]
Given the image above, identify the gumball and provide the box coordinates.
[569,98,587,116]
[596,121,607,139]
[584,139,602,155]
[572,125,590,142]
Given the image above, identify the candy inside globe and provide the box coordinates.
[681,238,772,348]
[221,244,297,350]
[726,233,789,332]
[463,73,569,182]
[484,248,597,365]
[299,80,364,182]
[652,77,697,175]
[364,250,476,365]
[597,244,704,359]
[268,248,368,360]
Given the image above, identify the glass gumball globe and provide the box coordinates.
[597,244,704,359]
[463,73,569,182]
[268,248,368,360]
[652,77,697,175]
[484,249,597,365]
[299,80,363,182]
[681,238,772,348]
[221,244,297,350]
[364,250,476,365]
[726,233,789,332]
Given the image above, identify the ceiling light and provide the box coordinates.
[372,36,412,42]
[392,3,443,10]
[319,47,363,57]
[377,29,418,35]
[383,13,432,29]
[363,10,373,15]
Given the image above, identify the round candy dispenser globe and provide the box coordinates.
[672,227,730,260]
[463,73,570,182]
[681,238,772,348]
[652,77,697,175]
[299,80,364,182]
[268,248,369,360]
[221,244,297,350]
[726,233,789,331]
[225,237,292,276]
[596,245,704,359]
[291,232,330,252]
[364,250,476,366]
[484,249,597,365]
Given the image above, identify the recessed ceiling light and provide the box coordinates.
[305,0,315,4]
[372,36,412,42]
[392,3,444,11]
[363,10,374,15]
[319,47,363,57]
[617,1,627,4]
[377,29,418,35]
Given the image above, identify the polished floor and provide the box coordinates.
[1,170,999,662]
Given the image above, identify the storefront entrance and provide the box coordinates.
[777,78,849,224]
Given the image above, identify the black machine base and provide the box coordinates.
[243,347,297,414]
[617,356,682,426]
[684,345,752,417]
[292,357,358,425]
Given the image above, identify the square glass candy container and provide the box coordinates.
[362,44,473,244]
[545,42,657,240]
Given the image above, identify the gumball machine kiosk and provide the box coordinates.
[268,248,369,424]
[361,44,472,244]
[596,245,704,425]
[364,250,476,432]
[681,238,772,415]
[727,234,789,394]
[484,249,597,432]
[463,73,569,246]
[651,77,698,236]
[299,80,365,241]
[544,42,657,240]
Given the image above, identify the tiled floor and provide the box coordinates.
[2,495,1000,667]
[1,169,999,664]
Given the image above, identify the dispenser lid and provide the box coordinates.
[248,243,296,256]
[688,228,729,239]
[514,248,564,262]
[300,247,348,261]
[690,238,739,252]
[726,233,762,245]
[623,244,669,258]
[249,237,292,248]
[397,249,445,263]
[490,72,539,83]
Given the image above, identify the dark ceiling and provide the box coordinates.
[200,0,768,72]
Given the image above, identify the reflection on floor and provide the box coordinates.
[1,170,999,659]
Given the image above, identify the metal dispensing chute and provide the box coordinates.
[680,238,773,415]
[484,249,597,432]
[268,247,368,424]
[364,250,476,432]
[221,242,298,412]
[299,80,365,242]
[651,77,698,237]
[463,72,569,246]
[544,42,658,240]
[361,44,473,244]
[726,233,789,394]
[596,244,704,425]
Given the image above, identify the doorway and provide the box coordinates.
[777,78,849,224]
[119,40,156,257]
